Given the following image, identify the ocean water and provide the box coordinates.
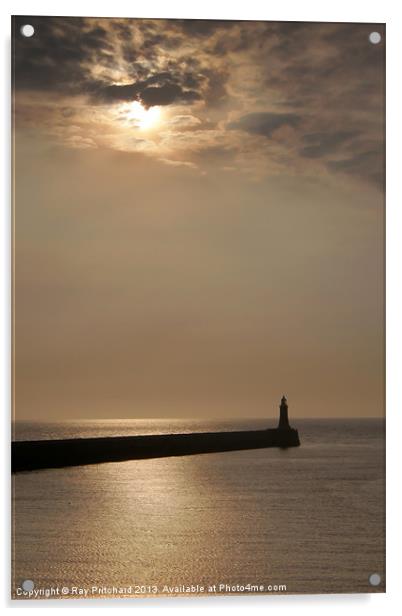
[12,418,385,598]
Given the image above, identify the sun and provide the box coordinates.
[123,101,161,130]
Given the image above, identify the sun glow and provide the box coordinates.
[123,101,161,129]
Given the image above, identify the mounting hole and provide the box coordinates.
[369,31,381,45]
[369,573,381,586]
[22,579,34,591]
[20,24,35,38]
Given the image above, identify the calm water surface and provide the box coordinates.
[12,418,385,598]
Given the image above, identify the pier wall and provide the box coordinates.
[12,428,300,472]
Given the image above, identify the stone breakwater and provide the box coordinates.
[12,427,301,472]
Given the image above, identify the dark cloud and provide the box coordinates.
[13,16,90,92]
[300,128,384,188]
[263,22,385,113]
[111,21,132,41]
[12,17,384,188]
[93,73,201,107]
[12,17,210,108]
[327,149,384,188]
[228,112,301,138]
[141,83,200,107]
[299,130,361,159]
[176,19,234,37]
[201,68,228,106]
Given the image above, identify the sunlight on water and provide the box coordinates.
[12,419,385,597]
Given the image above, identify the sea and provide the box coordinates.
[12,418,385,599]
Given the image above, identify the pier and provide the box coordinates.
[12,396,300,472]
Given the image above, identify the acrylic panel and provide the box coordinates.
[11,16,385,599]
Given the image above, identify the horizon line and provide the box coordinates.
[12,415,386,422]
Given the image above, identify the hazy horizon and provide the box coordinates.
[12,414,384,422]
[13,18,385,421]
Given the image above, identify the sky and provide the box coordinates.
[13,17,385,420]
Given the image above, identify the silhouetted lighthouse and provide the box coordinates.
[278,395,290,429]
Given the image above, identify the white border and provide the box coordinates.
[2,1,402,614]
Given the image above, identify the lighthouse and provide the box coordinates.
[278,395,290,429]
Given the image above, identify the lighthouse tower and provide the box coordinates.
[278,395,290,429]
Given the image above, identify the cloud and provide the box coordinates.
[12,17,385,189]
[167,115,202,128]
[296,128,385,187]
[12,17,216,108]
[176,19,235,38]
[228,112,302,138]
[141,84,201,107]
[299,130,361,159]
[94,76,201,108]
[327,149,384,187]
[158,158,197,169]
